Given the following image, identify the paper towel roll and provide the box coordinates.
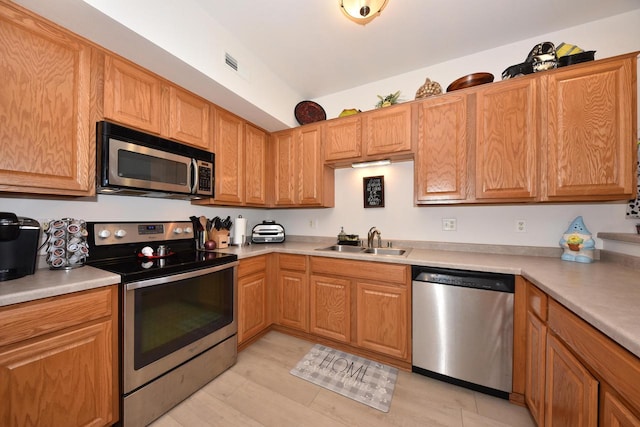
[231,216,247,246]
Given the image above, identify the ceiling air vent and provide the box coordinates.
[225,52,238,72]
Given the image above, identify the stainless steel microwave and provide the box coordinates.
[96,121,214,199]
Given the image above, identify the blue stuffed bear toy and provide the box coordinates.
[559,216,595,263]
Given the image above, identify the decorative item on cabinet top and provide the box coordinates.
[446,72,494,92]
[375,91,401,108]
[415,78,442,99]
[294,100,327,125]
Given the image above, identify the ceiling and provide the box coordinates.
[193,0,640,99]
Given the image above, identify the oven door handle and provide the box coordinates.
[125,261,239,291]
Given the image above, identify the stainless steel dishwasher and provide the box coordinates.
[412,266,515,399]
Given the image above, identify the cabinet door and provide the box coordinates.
[601,387,640,427]
[168,86,210,150]
[244,124,268,205]
[310,275,351,343]
[214,109,244,204]
[546,56,636,200]
[414,95,468,202]
[324,116,362,162]
[355,281,409,360]
[277,270,308,332]
[104,55,162,134]
[545,333,598,427]
[272,130,298,206]
[526,311,547,426]
[0,3,93,195]
[238,271,268,344]
[363,104,412,157]
[0,321,114,427]
[476,77,539,200]
[299,125,324,205]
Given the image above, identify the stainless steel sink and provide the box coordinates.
[315,245,365,253]
[315,245,410,257]
[362,248,409,256]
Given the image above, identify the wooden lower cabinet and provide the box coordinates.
[0,286,118,427]
[356,280,408,359]
[309,257,410,363]
[237,255,269,345]
[277,254,308,332]
[601,386,640,427]
[526,311,547,426]
[310,275,351,342]
[523,279,640,426]
[545,333,598,427]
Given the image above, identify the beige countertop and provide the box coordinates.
[0,265,120,307]
[1,241,638,361]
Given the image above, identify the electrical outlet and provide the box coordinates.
[308,220,314,228]
[308,219,318,229]
[515,219,527,232]
[442,218,457,231]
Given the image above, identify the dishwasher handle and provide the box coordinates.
[412,266,515,293]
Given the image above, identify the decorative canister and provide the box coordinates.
[45,218,88,269]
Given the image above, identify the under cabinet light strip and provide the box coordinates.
[351,159,391,168]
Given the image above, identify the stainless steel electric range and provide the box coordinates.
[86,221,238,427]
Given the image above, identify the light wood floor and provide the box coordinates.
[150,331,536,427]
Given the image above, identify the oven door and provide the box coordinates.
[123,261,238,394]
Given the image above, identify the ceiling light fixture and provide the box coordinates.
[339,0,389,25]
[351,159,391,168]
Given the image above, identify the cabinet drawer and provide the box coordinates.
[527,283,547,320]
[238,255,267,277]
[279,254,307,271]
[310,257,408,285]
[0,286,114,348]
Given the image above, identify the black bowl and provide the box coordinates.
[558,51,595,67]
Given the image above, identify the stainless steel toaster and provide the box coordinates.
[251,221,285,243]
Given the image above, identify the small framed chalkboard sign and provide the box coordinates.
[363,175,385,208]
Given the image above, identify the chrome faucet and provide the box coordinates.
[367,226,382,248]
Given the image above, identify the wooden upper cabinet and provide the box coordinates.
[363,103,413,157]
[213,109,244,204]
[476,76,539,201]
[414,94,468,203]
[104,55,162,134]
[545,53,637,201]
[324,115,362,162]
[272,130,298,206]
[167,86,210,150]
[0,2,93,196]
[244,124,268,205]
[272,125,333,207]
[299,124,325,206]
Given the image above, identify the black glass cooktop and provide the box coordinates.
[88,250,237,282]
[87,244,237,283]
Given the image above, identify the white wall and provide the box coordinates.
[1,10,639,251]
[313,10,640,119]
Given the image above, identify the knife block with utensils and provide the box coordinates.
[209,229,229,248]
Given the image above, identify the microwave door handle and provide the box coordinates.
[190,158,198,194]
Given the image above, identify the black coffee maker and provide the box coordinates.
[0,212,40,281]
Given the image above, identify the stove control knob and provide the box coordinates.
[174,227,183,234]
[184,227,192,234]
[114,229,127,238]
[98,229,111,239]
